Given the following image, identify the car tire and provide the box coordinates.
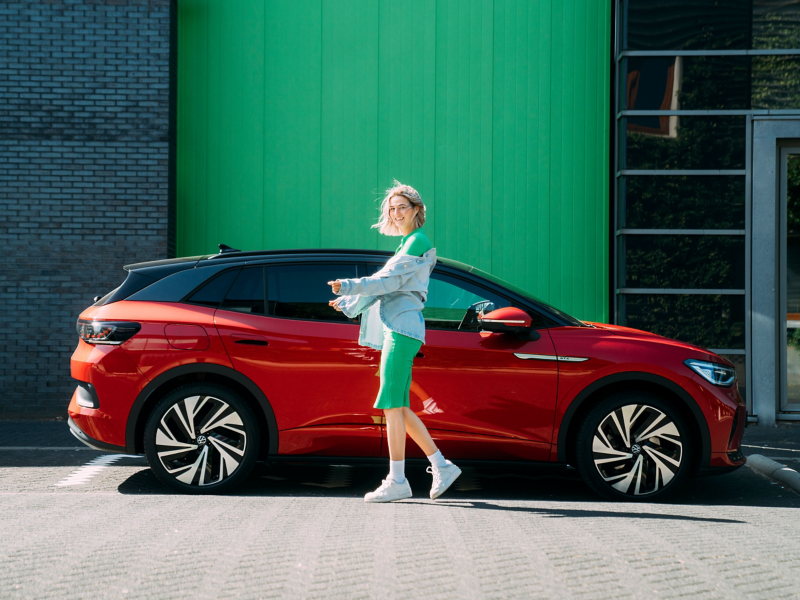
[144,383,260,494]
[575,392,692,501]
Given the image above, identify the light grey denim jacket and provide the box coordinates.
[334,248,437,350]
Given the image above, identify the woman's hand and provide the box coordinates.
[328,298,343,312]
[327,280,341,294]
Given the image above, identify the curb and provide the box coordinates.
[745,454,800,495]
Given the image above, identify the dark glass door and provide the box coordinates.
[783,148,800,412]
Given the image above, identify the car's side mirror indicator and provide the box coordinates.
[478,307,533,334]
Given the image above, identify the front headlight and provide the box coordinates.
[684,359,736,387]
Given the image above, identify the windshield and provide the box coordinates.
[468,266,588,327]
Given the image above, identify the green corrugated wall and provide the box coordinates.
[177,0,611,322]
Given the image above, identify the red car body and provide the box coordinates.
[68,250,746,488]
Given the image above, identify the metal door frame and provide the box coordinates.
[751,118,800,425]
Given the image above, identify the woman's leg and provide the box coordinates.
[384,407,407,461]
[401,410,462,501]
[401,406,437,456]
[364,407,412,501]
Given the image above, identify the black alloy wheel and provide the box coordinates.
[144,383,260,494]
[575,393,692,501]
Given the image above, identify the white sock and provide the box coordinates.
[389,460,406,483]
[427,449,447,469]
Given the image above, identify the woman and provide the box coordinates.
[328,182,461,503]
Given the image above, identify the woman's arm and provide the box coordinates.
[333,269,414,297]
[331,293,378,319]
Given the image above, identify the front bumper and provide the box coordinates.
[68,416,128,454]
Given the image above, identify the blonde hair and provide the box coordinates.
[372,180,426,236]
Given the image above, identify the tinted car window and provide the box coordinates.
[364,264,544,331]
[127,264,231,303]
[184,268,240,308]
[267,263,359,322]
[425,273,517,331]
[219,268,266,315]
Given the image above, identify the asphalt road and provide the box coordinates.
[0,421,799,600]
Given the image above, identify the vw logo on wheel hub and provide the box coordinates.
[630,443,642,455]
[196,435,207,446]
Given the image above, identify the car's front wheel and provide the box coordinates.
[575,393,692,501]
[144,383,260,494]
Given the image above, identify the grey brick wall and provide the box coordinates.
[0,0,174,418]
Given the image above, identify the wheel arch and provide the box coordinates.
[557,372,711,471]
[125,364,279,457]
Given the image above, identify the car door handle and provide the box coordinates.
[415,352,424,358]
[235,339,268,346]
[231,334,269,346]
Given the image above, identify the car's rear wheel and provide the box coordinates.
[144,383,260,494]
[575,393,692,501]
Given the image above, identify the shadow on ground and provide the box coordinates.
[115,460,800,511]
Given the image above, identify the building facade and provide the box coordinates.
[613,0,800,424]
[175,0,612,325]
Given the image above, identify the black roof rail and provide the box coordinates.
[206,247,395,260]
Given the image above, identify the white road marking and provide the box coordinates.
[742,444,800,453]
[54,454,135,487]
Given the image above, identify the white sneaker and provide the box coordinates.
[364,478,413,503]
[428,461,462,500]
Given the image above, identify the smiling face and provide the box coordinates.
[388,195,419,236]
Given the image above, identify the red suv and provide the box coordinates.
[69,247,746,500]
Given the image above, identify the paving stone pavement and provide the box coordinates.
[0,421,799,599]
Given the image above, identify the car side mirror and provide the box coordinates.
[478,307,532,333]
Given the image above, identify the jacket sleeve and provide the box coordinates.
[336,293,378,319]
[335,269,414,297]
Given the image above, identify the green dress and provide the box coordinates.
[373,228,432,410]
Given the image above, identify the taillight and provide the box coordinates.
[76,319,141,345]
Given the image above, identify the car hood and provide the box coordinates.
[582,321,731,365]
[583,321,663,337]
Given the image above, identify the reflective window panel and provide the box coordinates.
[621,176,745,230]
[623,56,800,111]
[753,1,800,49]
[621,235,745,289]
[622,116,745,170]
[625,0,800,50]
[752,56,800,110]
[622,293,745,349]
[623,56,748,111]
